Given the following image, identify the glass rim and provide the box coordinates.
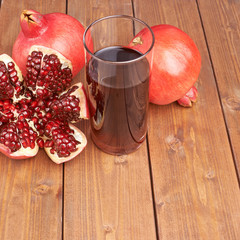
[83,15,155,64]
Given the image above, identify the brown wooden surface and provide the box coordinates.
[0,0,240,240]
[197,0,240,175]
[65,1,156,239]
[133,0,240,239]
[0,1,65,240]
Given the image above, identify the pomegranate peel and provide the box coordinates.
[0,142,38,159]
[20,10,48,38]
[77,83,90,119]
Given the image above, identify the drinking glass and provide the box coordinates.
[83,15,154,155]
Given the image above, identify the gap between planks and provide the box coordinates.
[131,0,160,239]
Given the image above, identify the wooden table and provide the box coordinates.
[0,0,240,239]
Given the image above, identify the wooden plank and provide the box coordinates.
[197,0,240,177]
[133,0,240,239]
[64,0,157,239]
[0,1,66,239]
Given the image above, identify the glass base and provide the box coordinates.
[90,131,146,156]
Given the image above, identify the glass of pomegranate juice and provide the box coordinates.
[83,15,154,155]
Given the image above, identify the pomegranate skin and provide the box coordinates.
[12,9,85,77]
[131,24,201,105]
[0,143,38,159]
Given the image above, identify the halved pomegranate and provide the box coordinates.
[0,51,89,162]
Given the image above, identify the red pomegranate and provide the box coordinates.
[0,48,89,163]
[12,9,85,77]
[130,24,201,105]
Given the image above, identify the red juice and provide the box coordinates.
[86,46,149,155]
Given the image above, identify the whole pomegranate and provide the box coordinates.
[0,47,89,163]
[12,9,85,77]
[130,24,201,105]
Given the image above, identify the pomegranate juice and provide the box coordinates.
[86,46,149,155]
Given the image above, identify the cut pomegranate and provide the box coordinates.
[44,120,87,164]
[0,54,23,100]
[12,9,85,77]
[0,53,88,162]
[49,82,89,122]
[25,45,73,99]
[0,120,39,159]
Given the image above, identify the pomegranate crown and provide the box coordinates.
[20,9,48,38]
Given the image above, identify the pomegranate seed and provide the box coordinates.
[31,101,38,108]
[31,117,38,124]
[45,112,52,119]
[30,141,35,149]
[50,149,55,154]
[16,121,24,129]
[36,138,44,148]
[38,112,43,118]
[45,140,53,147]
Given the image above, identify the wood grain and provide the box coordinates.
[197,0,240,177]
[1,0,240,240]
[133,0,240,239]
[0,1,65,239]
[63,0,157,239]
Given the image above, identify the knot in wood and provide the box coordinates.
[103,225,113,233]
[224,96,240,111]
[165,134,183,152]
[33,184,50,195]
[205,170,215,179]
